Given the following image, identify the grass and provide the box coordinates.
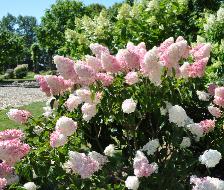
[0,101,45,131]
[0,71,53,82]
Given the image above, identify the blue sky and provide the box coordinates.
[0,0,122,23]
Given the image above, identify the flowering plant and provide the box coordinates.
[2,36,224,190]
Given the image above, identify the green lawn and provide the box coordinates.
[0,101,45,131]
[0,71,52,82]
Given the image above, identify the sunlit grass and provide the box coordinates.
[0,101,45,131]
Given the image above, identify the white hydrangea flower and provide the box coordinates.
[141,139,160,155]
[186,123,204,141]
[55,116,77,137]
[199,149,222,168]
[146,0,159,11]
[125,176,140,190]
[81,103,97,121]
[190,175,224,190]
[204,14,216,31]
[196,90,210,101]
[180,137,191,148]
[117,3,132,20]
[23,182,37,190]
[104,144,115,157]
[88,151,108,169]
[122,98,137,114]
[168,105,189,127]
[217,7,224,21]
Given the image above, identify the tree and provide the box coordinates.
[31,43,41,73]
[0,31,24,72]
[16,15,38,70]
[0,13,17,32]
[37,0,85,59]
[16,15,37,47]
[84,3,106,17]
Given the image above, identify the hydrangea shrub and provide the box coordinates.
[1,36,224,190]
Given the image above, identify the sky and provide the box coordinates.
[0,0,122,23]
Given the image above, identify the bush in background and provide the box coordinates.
[4,69,14,79]
[14,64,28,78]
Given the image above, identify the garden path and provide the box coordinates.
[0,87,47,109]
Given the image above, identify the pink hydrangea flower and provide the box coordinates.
[64,94,82,112]
[64,151,100,179]
[85,55,103,72]
[0,129,24,141]
[45,75,73,96]
[7,109,31,124]
[0,139,30,166]
[96,73,114,86]
[89,43,110,59]
[179,62,190,78]
[158,37,174,53]
[55,116,78,137]
[125,72,139,85]
[50,131,67,148]
[159,37,189,69]
[133,151,158,177]
[208,106,222,118]
[160,43,180,68]
[34,75,51,96]
[199,119,215,134]
[188,57,209,78]
[0,178,7,190]
[74,61,95,79]
[101,53,122,73]
[208,83,217,96]
[214,87,224,107]
[116,49,140,70]
[0,162,12,178]
[88,151,108,169]
[127,42,147,65]
[81,103,97,121]
[176,36,185,42]
[214,87,224,97]
[141,47,159,74]
[53,55,78,82]
[214,97,224,107]
[191,43,211,60]
[75,88,92,103]
[141,47,163,85]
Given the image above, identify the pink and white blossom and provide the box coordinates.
[122,98,137,114]
[55,116,77,137]
[64,94,82,112]
[208,106,221,118]
[50,131,67,148]
[53,55,78,81]
[125,72,139,85]
[7,109,31,124]
[125,176,139,190]
[190,176,224,190]
[133,151,158,177]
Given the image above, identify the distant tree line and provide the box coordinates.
[1,0,222,74]
[0,0,110,73]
